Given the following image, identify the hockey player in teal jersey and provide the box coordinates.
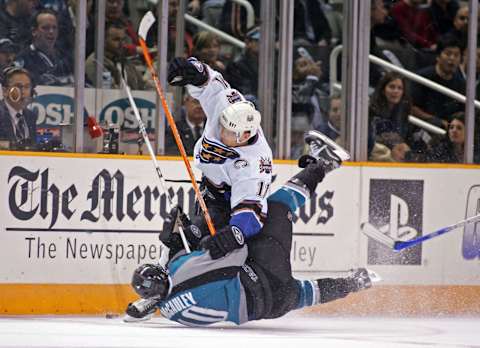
[126,131,373,326]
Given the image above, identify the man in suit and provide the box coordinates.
[0,66,37,149]
[165,92,206,156]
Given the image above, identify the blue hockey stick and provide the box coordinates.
[361,213,480,252]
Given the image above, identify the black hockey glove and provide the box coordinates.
[160,206,206,251]
[200,225,245,259]
[167,57,208,87]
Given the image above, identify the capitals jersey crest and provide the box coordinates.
[199,137,240,164]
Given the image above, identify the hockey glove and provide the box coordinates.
[160,206,206,251]
[200,225,245,259]
[167,57,208,87]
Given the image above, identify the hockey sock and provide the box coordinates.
[295,280,321,309]
[291,162,326,194]
[267,162,326,213]
[267,183,309,213]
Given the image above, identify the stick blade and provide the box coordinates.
[361,222,396,249]
[138,11,156,41]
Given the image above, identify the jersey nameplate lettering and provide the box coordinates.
[159,292,197,318]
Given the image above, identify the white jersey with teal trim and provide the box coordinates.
[187,66,273,221]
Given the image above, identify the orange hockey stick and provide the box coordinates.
[138,11,216,236]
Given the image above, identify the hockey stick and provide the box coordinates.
[361,213,480,251]
[138,11,216,237]
[118,73,191,254]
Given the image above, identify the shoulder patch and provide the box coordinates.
[226,91,242,104]
[233,159,249,169]
[259,157,272,174]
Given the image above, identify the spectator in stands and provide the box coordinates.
[459,45,480,97]
[411,35,465,128]
[105,0,140,56]
[219,0,260,39]
[370,0,391,86]
[321,94,341,143]
[429,0,460,36]
[391,0,439,51]
[371,0,403,45]
[48,0,95,57]
[15,8,74,86]
[291,55,328,133]
[85,20,145,90]
[225,27,259,103]
[445,5,469,50]
[200,0,225,28]
[192,31,226,75]
[321,0,343,46]
[0,0,37,53]
[293,0,332,46]
[369,72,413,161]
[0,38,16,71]
[290,115,309,159]
[170,0,194,57]
[0,66,37,148]
[165,91,206,156]
[426,112,465,162]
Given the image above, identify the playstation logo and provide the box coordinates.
[367,179,423,265]
[371,195,418,242]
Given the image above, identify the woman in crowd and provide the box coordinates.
[368,71,413,161]
[427,112,465,163]
[192,31,226,75]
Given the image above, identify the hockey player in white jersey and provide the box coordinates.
[126,130,375,325]
[167,57,273,259]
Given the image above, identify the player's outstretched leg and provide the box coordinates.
[299,130,350,173]
[294,268,373,312]
[315,268,372,304]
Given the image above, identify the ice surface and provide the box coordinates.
[1,313,479,348]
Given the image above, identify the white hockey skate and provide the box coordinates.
[123,297,159,323]
[347,268,381,293]
[304,130,350,173]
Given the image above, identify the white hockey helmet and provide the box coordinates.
[220,101,261,140]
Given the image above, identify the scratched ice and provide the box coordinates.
[1,313,479,348]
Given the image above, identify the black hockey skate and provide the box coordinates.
[123,297,159,322]
[302,130,350,174]
[347,268,373,293]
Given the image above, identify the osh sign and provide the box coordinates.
[30,86,157,131]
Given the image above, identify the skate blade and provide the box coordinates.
[305,130,351,161]
[123,312,154,323]
[366,269,382,283]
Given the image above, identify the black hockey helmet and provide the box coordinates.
[131,264,170,299]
